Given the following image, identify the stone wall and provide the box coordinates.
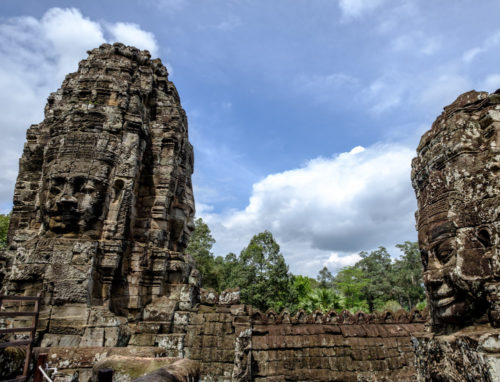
[148,297,427,382]
[24,300,425,381]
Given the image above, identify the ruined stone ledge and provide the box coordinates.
[36,346,167,369]
[248,307,428,325]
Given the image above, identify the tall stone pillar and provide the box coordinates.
[1,43,200,347]
[412,90,500,381]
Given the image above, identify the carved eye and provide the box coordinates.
[82,183,96,194]
[49,177,65,195]
[434,241,454,264]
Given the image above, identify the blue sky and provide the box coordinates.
[1,1,500,276]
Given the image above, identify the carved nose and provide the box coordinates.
[57,194,77,207]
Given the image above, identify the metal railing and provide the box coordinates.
[0,294,41,381]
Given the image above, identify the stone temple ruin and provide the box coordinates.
[1,43,199,348]
[412,90,500,381]
[0,43,499,381]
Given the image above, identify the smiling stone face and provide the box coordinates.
[412,90,500,330]
[38,134,115,238]
[419,219,490,325]
[40,167,110,237]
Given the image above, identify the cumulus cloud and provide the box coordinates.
[326,252,362,270]
[107,22,158,56]
[201,143,417,276]
[0,8,158,209]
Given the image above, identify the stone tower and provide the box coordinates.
[1,43,199,346]
[411,90,500,380]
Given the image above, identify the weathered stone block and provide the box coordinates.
[129,334,155,346]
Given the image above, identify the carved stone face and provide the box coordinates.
[421,220,497,327]
[413,91,500,328]
[420,221,484,324]
[40,159,111,237]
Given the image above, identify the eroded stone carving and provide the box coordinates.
[1,43,199,345]
[412,89,500,381]
[412,90,500,330]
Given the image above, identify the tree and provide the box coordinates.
[216,252,242,291]
[186,218,218,289]
[237,231,296,312]
[355,247,393,311]
[317,266,334,289]
[333,266,369,312]
[392,241,425,310]
[299,287,341,313]
[0,213,10,249]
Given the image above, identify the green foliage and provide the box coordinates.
[186,218,219,289]
[317,266,334,289]
[334,266,369,311]
[236,231,296,312]
[293,275,314,301]
[186,220,425,315]
[355,247,393,311]
[327,242,425,313]
[299,288,341,313]
[416,300,427,311]
[377,299,403,312]
[0,213,10,249]
[392,241,425,310]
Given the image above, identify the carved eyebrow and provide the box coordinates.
[429,222,456,242]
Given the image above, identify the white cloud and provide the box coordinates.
[462,30,500,63]
[107,22,158,57]
[0,8,158,207]
[338,0,387,19]
[391,32,441,56]
[326,252,362,270]
[41,8,106,77]
[201,143,417,276]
